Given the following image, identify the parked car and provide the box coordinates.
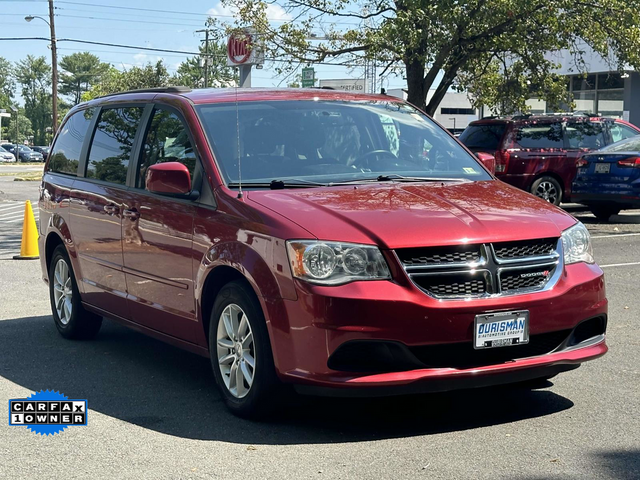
[39,87,607,418]
[30,145,50,161]
[458,114,640,205]
[0,145,16,162]
[573,135,640,221]
[0,144,44,162]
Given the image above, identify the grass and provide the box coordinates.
[14,173,42,181]
[0,162,44,166]
[0,171,43,181]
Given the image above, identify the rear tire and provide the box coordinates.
[591,207,620,222]
[531,176,563,206]
[49,245,102,339]
[209,280,284,419]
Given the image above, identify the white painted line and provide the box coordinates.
[592,233,640,239]
[0,205,23,213]
[0,217,25,223]
[0,211,25,219]
[601,261,640,268]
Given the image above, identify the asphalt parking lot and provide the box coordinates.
[0,167,638,479]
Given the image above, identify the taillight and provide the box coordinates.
[494,150,510,173]
[617,157,640,168]
[576,158,589,168]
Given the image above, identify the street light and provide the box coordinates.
[10,107,19,162]
[449,117,456,131]
[25,1,58,137]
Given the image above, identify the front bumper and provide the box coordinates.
[264,262,607,393]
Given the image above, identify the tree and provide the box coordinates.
[59,52,110,105]
[2,109,33,144]
[222,0,640,115]
[0,57,15,110]
[173,37,237,88]
[15,55,51,145]
[83,60,173,100]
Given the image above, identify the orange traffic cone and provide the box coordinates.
[13,200,39,260]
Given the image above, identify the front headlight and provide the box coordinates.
[561,222,594,265]
[286,240,391,285]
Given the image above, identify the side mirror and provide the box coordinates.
[146,162,192,195]
[476,152,496,175]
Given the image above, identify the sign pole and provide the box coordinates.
[239,65,252,88]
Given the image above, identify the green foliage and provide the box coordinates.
[15,55,51,145]
[220,0,640,115]
[172,37,237,88]
[83,61,173,100]
[1,109,32,144]
[59,52,110,105]
[0,57,15,110]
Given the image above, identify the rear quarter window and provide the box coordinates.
[565,122,605,150]
[458,124,506,150]
[513,122,563,149]
[48,108,95,175]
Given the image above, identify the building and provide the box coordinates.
[386,88,478,133]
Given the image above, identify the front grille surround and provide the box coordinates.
[397,239,562,300]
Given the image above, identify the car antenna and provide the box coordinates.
[235,83,243,199]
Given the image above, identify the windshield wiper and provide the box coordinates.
[329,174,470,185]
[227,179,326,190]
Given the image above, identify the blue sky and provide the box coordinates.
[1,0,407,102]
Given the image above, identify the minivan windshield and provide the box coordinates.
[196,100,491,186]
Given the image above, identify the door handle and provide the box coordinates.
[103,204,119,215]
[122,208,140,221]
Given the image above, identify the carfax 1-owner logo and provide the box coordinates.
[9,390,87,436]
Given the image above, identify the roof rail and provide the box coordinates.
[96,86,191,99]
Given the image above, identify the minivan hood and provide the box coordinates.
[248,180,577,249]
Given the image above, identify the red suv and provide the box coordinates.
[39,88,607,417]
[459,114,640,205]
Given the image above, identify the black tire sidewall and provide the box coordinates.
[208,281,279,417]
[532,176,563,206]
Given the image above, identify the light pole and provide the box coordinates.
[25,0,58,137]
[11,107,18,161]
[449,117,456,131]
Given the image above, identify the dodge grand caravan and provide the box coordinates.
[39,87,607,417]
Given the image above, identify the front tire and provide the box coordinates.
[591,206,620,222]
[531,176,563,206]
[209,280,283,419]
[49,245,102,339]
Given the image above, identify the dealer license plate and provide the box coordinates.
[595,163,610,173]
[474,311,529,349]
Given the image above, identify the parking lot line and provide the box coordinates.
[600,261,640,268]
[592,233,640,239]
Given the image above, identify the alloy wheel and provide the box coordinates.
[534,181,559,204]
[53,258,73,325]
[216,303,255,398]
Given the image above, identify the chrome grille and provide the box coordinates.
[397,239,561,299]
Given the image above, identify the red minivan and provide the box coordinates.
[459,114,640,205]
[39,88,607,417]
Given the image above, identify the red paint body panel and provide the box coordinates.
[38,89,609,396]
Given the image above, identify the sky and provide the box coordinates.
[0,0,408,103]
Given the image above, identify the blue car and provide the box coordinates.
[573,135,640,221]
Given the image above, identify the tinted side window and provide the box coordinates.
[49,108,95,175]
[565,122,605,150]
[514,122,563,149]
[610,123,639,143]
[86,107,144,185]
[137,108,196,189]
[458,124,506,150]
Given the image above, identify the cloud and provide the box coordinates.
[207,2,291,21]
